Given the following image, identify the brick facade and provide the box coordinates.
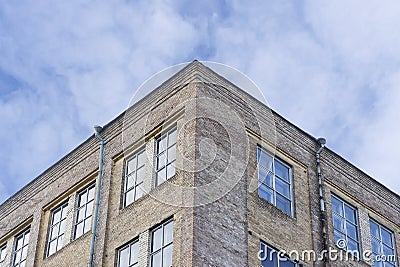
[0,61,399,267]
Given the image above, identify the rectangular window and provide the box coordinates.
[257,147,293,215]
[331,195,360,255]
[155,127,177,186]
[12,228,30,267]
[0,244,7,267]
[370,220,397,267]
[74,183,95,239]
[260,242,297,267]
[150,219,173,267]
[117,240,139,267]
[47,201,68,257]
[124,149,146,207]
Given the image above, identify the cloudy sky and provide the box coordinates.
[1,0,400,203]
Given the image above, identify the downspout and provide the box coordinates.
[89,125,105,267]
[316,137,328,266]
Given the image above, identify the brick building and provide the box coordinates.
[0,61,399,267]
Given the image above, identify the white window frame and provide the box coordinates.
[257,146,294,216]
[12,228,30,267]
[155,127,177,187]
[46,201,68,257]
[73,183,95,239]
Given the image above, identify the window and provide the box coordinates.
[47,201,68,257]
[0,244,7,267]
[331,196,360,254]
[370,220,397,267]
[257,147,293,215]
[150,219,173,267]
[155,127,177,186]
[12,228,30,267]
[124,149,146,207]
[117,240,139,267]
[260,242,297,267]
[74,183,95,239]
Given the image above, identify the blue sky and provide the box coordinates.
[1,0,400,203]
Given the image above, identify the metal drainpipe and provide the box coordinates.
[316,137,328,266]
[89,125,105,267]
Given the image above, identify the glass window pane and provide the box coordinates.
[61,206,68,219]
[258,168,272,187]
[347,238,358,252]
[21,246,28,260]
[151,251,162,267]
[167,146,176,162]
[371,238,381,254]
[157,169,166,185]
[331,197,343,216]
[370,221,380,238]
[130,242,139,264]
[75,222,84,238]
[24,232,30,243]
[274,160,289,182]
[77,208,85,222]
[126,175,135,190]
[20,261,26,267]
[86,201,94,217]
[127,157,137,175]
[275,178,290,198]
[381,228,393,247]
[158,136,167,153]
[157,153,166,169]
[258,150,273,171]
[383,245,394,257]
[125,190,134,206]
[169,129,177,145]
[88,186,95,201]
[334,230,346,246]
[344,204,356,223]
[48,240,57,256]
[167,164,176,180]
[78,193,87,207]
[164,221,174,245]
[16,236,23,250]
[57,235,64,251]
[136,167,145,184]
[276,194,291,215]
[280,259,296,267]
[135,185,144,200]
[119,246,129,267]
[137,151,146,167]
[346,222,357,240]
[84,218,92,233]
[50,225,59,240]
[163,244,173,267]
[258,184,273,204]
[53,209,62,224]
[152,227,163,252]
[333,214,345,232]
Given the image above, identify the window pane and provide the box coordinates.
[276,194,291,215]
[127,157,137,175]
[135,185,144,200]
[163,244,173,267]
[157,153,166,169]
[158,136,167,153]
[333,214,345,232]
[280,259,296,267]
[57,235,64,251]
[16,236,23,250]
[86,201,94,217]
[347,238,358,252]
[152,228,163,252]
[137,151,146,167]
[151,251,162,267]
[126,175,135,190]
[168,129,177,145]
[344,204,356,223]
[77,208,85,222]
[48,240,57,256]
[258,168,272,187]
[61,206,68,219]
[78,193,87,207]
[370,221,380,238]
[88,186,95,201]
[383,245,394,257]
[20,261,26,267]
[167,146,176,162]
[84,218,92,233]
[258,184,273,204]
[346,222,357,240]
[130,242,139,264]
[136,167,145,184]
[275,178,290,198]
[157,169,166,185]
[334,230,346,245]
[125,190,134,206]
[53,210,62,224]
[331,197,343,216]
[258,150,273,171]
[274,160,289,182]
[119,246,129,267]
[381,228,393,247]
[371,238,381,254]
[50,225,59,240]
[21,246,27,260]
[167,164,176,180]
[75,222,84,238]
[164,221,174,245]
